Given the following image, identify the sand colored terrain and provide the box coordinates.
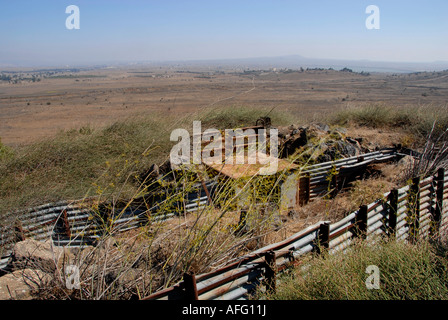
[1,67,447,146]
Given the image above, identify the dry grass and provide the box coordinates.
[256,237,448,300]
[328,103,448,143]
[30,196,289,299]
[0,105,295,216]
[404,122,448,179]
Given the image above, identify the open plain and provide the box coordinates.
[1,66,448,146]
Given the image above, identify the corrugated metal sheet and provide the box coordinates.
[0,180,218,270]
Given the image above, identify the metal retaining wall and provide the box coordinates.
[279,148,400,209]
[0,180,217,270]
[298,148,399,203]
[1,149,400,266]
[0,148,410,283]
[142,167,448,300]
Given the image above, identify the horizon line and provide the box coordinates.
[2,54,448,71]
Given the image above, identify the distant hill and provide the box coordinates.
[3,55,448,73]
[155,55,448,73]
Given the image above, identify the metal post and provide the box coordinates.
[62,210,71,238]
[299,176,311,206]
[354,205,368,240]
[432,168,445,238]
[183,272,199,300]
[331,174,339,198]
[298,176,305,206]
[264,251,277,294]
[315,222,330,255]
[409,177,420,243]
[388,189,398,239]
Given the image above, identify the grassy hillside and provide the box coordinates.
[2,103,447,216]
[0,106,294,215]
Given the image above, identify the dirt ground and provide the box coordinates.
[1,66,447,146]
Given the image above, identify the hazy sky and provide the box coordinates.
[1,0,447,66]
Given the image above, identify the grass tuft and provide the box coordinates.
[257,238,448,300]
[328,103,448,140]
